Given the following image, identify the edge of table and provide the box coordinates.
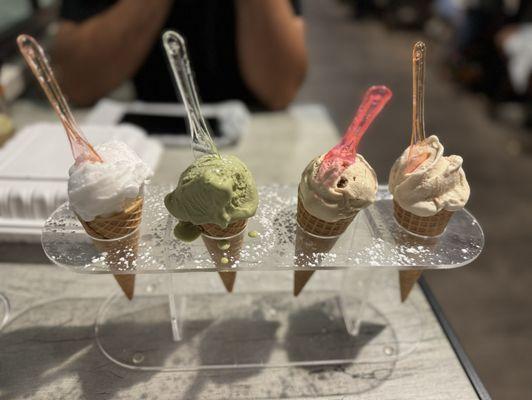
[419,277,492,400]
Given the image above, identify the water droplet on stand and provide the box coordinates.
[132,352,145,364]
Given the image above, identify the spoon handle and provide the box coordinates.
[17,34,101,164]
[340,85,393,155]
[319,85,392,183]
[412,41,426,146]
[406,41,429,173]
[162,31,219,158]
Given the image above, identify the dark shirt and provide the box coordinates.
[60,0,301,108]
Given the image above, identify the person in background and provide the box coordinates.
[495,1,532,129]
[52,0,307,110]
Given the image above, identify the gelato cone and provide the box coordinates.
[68,141,153,300]
[200,219,247,292]
[294,197,357,296]
[293,85,391,295]
[294,153,377,296]
[389,135,470,301]
[389,136,468,236]
[165,154,258,293]
[393,232,438,303]
[388,43,471,301]
[18,36,153,300]
[393,200,453,237]
[78,196,144,300]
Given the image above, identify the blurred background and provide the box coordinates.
[0,1,531,398]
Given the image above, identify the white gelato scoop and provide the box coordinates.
[68,140,153,221]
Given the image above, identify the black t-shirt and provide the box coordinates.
[60,0,301,108]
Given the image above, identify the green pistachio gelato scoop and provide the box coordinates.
[165,155,258,240]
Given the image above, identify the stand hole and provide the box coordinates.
[132,353,145,364]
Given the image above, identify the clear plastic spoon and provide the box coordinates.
[17,34,102,164]
[406,41,430,173]
[318,85,392,184]
[162,31,219,159]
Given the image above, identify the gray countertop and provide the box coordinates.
[0,102,480,399]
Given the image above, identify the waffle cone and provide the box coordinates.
[78,196,143,300]
[297,196,355,236]
[393,201,448,302]
[393,200,453,237]
[399,270,423,302]
[294,196,356,296]
[200,219,247,293]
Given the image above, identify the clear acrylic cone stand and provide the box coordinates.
[42,185,484,378]
[0,293,10,331]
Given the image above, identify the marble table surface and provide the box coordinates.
[0,103,481,399]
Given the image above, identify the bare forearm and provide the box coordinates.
[52,0,172,105]
[236,0,307,110]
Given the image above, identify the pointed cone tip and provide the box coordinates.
[294,270,315,297]
[113,274,135,301]
[218,271,236,293]
[399,270,422,303]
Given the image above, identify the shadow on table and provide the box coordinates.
[0,294,397,399]
[284,300,395,397]
[180,318,280,400]
[183,297,396,399]
[285,301,386,361]
[0,242,49,264]
[0,297,282,400]
[0,298,169,400]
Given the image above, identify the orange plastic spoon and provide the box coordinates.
[405,41,430,174]
[17,34,102,165]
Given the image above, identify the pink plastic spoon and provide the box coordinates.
[318,85,392,184]
[17,34,102,165]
